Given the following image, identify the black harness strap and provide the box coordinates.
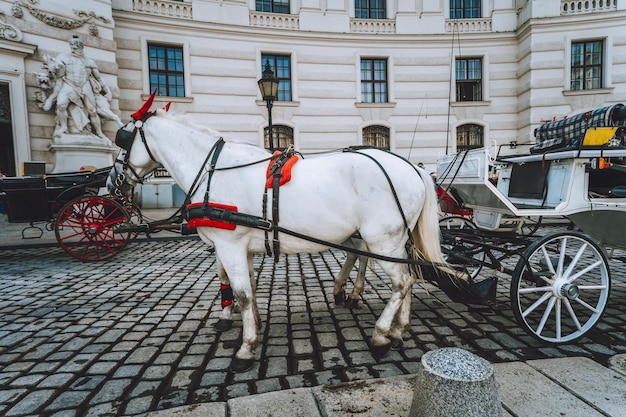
[138,125,158,163]
[271,172,282,261]
[202,139,226,211]
[181,137,225,208]
[344,147,413,243]
[263,146,296,261]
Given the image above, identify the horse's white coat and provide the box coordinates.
[108,109,447,363]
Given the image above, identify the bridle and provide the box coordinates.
[111,111,159,202]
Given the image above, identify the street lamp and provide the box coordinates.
[258,59,279,151]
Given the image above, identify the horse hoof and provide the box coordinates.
[230,357,255,373]
[371,343,391,359]
[344,298,359,309]
[391,338,404,348]
[213,319,233,331]
[334,292,345,305]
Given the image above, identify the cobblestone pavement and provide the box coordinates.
[1,225,625,416]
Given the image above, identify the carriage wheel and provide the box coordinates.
[55,196,132,261]
[439,216,485,279]
[511,232,610,343]
[519,216,543,236]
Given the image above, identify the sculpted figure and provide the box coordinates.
[41,35,122,142]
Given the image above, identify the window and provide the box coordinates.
[264,125,294,150]
[456,124,483,151]
[450,0,481,18]
[571,40,603,90]
[256,0,289,13]
[363,125,390,149]
[355,0,386,19]
[456,58,482,102]
[261,54,292,101]
[148,44,185,97]
[361,58,388,103]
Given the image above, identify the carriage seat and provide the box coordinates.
[588,163,626,198]
[0,177,49,223]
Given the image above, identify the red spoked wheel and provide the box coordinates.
[55,196,132,261]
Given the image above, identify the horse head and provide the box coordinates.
[107,91,164,201]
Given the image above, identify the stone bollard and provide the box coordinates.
[409,347,502,417]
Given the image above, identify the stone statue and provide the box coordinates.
[35,35,122,144]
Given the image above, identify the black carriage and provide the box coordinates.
[0,167,135,261]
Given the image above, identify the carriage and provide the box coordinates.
[436,103,626,344]
[0,166,135,261]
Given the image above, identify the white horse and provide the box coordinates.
[108,94,453,371]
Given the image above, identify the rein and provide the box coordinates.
[185,201,447,268]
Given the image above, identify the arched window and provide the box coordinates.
[363,125,390,149]
[456,124,483,151]
[264,125,294,150]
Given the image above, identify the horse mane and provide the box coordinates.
[155,108,225,138]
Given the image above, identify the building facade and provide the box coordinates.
[1,0,625,188]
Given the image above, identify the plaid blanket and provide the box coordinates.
[531,103,625,153]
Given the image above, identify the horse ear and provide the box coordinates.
[163,102,171,112]
[131,89,157,120]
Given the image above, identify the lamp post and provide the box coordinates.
[258,59,279,151]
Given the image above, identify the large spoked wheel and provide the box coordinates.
[439,216,485,279]
[511,232,611,343]
[55,196,132,261]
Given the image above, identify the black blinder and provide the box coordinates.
[115,126,136,151]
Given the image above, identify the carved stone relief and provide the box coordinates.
[11,0,110,36]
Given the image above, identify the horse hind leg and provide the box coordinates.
[388,278,415,347]
[388,269,417,346]
[369,261,413,358]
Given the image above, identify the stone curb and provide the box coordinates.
[140,355,626,417]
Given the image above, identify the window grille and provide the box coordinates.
[363,125,390,149]
[264,125,294,150]
[456,124,484,151]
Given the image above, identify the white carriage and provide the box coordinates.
[436,106,626,344]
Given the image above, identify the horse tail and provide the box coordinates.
[411,168,459,278]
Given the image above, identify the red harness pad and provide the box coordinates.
[186,202,238,230]
[266,152,299,188]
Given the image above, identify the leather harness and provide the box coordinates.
[185,141,298,261]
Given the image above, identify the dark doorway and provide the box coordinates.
[0,82,16,176]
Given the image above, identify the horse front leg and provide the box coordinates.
[345,255,368,309]
[214,256,235,331]
[333,251,357,305]
[214,253,258,331]
[217,246,259,372]
[247,253,261,330]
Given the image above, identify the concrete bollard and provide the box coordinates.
[409,347,502,417]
